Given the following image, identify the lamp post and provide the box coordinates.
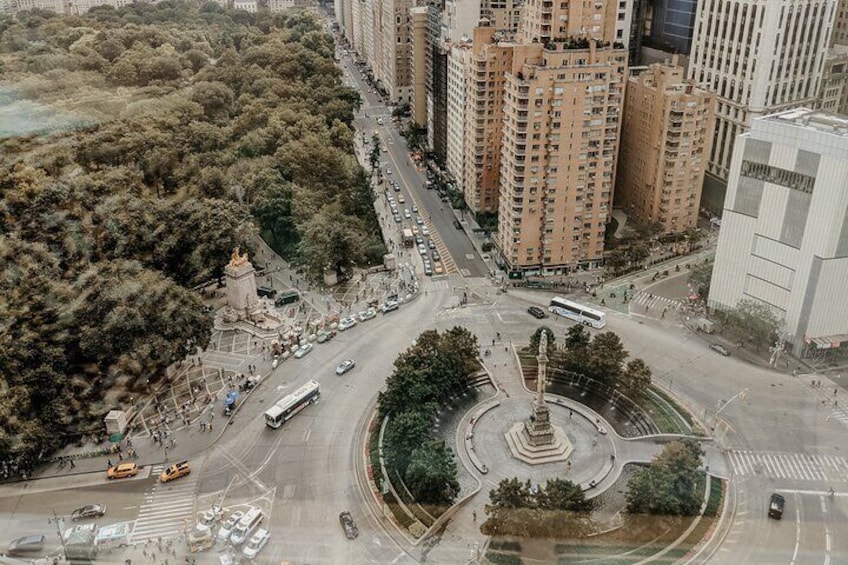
[49,508,68,558]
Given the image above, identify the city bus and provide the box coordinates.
[548,297,607,329]
[264,380,321,429]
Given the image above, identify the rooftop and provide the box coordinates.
[764,108,848,138]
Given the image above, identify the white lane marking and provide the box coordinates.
[790,492,801,565]
[825,527,832,565]
[821,495,828,514]
[303,429,311,443]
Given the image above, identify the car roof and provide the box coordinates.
[116,462,136,469]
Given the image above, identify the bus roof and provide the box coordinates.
[265,380,320,417]
[551,296,605,316]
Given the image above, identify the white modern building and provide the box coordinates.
[689,0,837,182]
[709,109,848,356]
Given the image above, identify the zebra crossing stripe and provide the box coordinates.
[729,450,848,481]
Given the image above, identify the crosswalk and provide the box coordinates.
[728,450,848,482]
[632,291,684,312]
[426,222,460,275]
[132,464,198,542]
[803,385,848,427]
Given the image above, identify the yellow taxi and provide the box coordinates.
[433,262,445,275]
[159,460,191,483]
[106,462,138,480]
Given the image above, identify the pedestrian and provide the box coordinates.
[569,409,573,419]
[209,423,213,432]
[118,452,123,461]
[472,510,477,522]
[107,459,113,468]
[69,458,76,469]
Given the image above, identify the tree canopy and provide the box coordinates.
[0,2,374,467]
[626,439,705,516]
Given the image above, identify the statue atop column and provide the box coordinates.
[524,329,555,446]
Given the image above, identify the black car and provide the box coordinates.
[71,504,106,521]
[528,306,547,319]
[768,493,785,519]
[339,511,359,539]
[257,286,276,298]
[709,343,731,356]
[453,219,463,230]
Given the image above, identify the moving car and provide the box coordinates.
[217,511,246,542]
[336,359,356,375]
[422,226,430,236]
[709,343,730,356]
[768,492,786,519]
[398,195,406,204]
[160,461,191,483]
[256,286,276,298]
[424,264,433,276]
[71,504,106,521]
[393,214,402,223]
[433,262,444,275]
[196,505,224,532]
[106,462,138,480]
[418,244,427,256]
[453,219,463,230]
[230,508,264,545]
[428,240,436,250]
[404,209,412,219]
[415,235,424,245]
[528,306,547,319]
[431,250,441,262]
[416,216,424,225]
[411,205,418,213]
[338,511,359,539]
[242,529,270,560]
[338,316,358,331]
[7,534,46,556]
[294,343,314,358]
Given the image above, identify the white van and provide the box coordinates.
[94,522,132,552]
[230,508,263,546]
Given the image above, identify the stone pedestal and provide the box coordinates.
[505,421,573,465]
[524,401,555,446]
[225,252,259,321]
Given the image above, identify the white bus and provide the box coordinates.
[548,297,607,329]
[264,380,321,429]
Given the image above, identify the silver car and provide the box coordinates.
[217,511,245,541]
[336,359,356,375]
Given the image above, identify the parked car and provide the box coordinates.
[393,214,402,223]
[433,262,445,275]
[217,511,246,542]
[424,264,433,276]
[256,286,276,298]
[415,235,424,245]
[7,534,46,556]
[358,308,377,321]
[397,195,406,204]
[428,240,436,250]
[709,343,730,356]
[418,244,428,256]
[422,226,430,236]
[416,216,424,225]
[294,343,314,358]
[160,461,191,483]
[316,329,337,343]
[382,299,399,313]
[528,306,547,319]
[768,493,786,519]
[71,504,106,521]
[393,184,401,192]
[404,209,412,219]
[453,219,463,229]
[338,511,359,539]
[336,359,356,375]
[411,205,418,213]
[230,509,264,546]
[431,250,441,262]
[242,529,270,560]
[106,462,138,480]
[338,316,358,331]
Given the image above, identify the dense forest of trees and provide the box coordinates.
[0,3,379,466]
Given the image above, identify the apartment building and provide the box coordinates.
[616,61,715,233]
[688,0,836,184]
[462,25,516,215]
[818,50,848,114]
[375,0,413,103]
[498,41,627,274]
[709,109,848,356]
[410,5,430,127]
[446,39,473,193]
[833,0,848,46]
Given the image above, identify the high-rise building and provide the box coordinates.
[709,109,848,356]
[462,25,516,215]
[410,6,430,127]
[833,0,848,46]
[426,2,449,161]
[446,39,473,193]
[817,50,848,114]
[496,0,628,275]
[688,0,836,184]
[616,61,715,233]
[648,0,699,55]
[377,0,413,103]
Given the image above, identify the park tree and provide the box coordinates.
[626,439,704,516]
[605,249,628,275]
[689,261,713,298]
[719,298,780,351]
[585,332,628,387]
[562,325,591,372]
[405,440,460,506]
[369,134,381,172]
[383,410,432,474]
[618,358,652,402]
[537,478,594,512]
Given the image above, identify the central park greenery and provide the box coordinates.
[378,328,479,509]
[0,4,381,466]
